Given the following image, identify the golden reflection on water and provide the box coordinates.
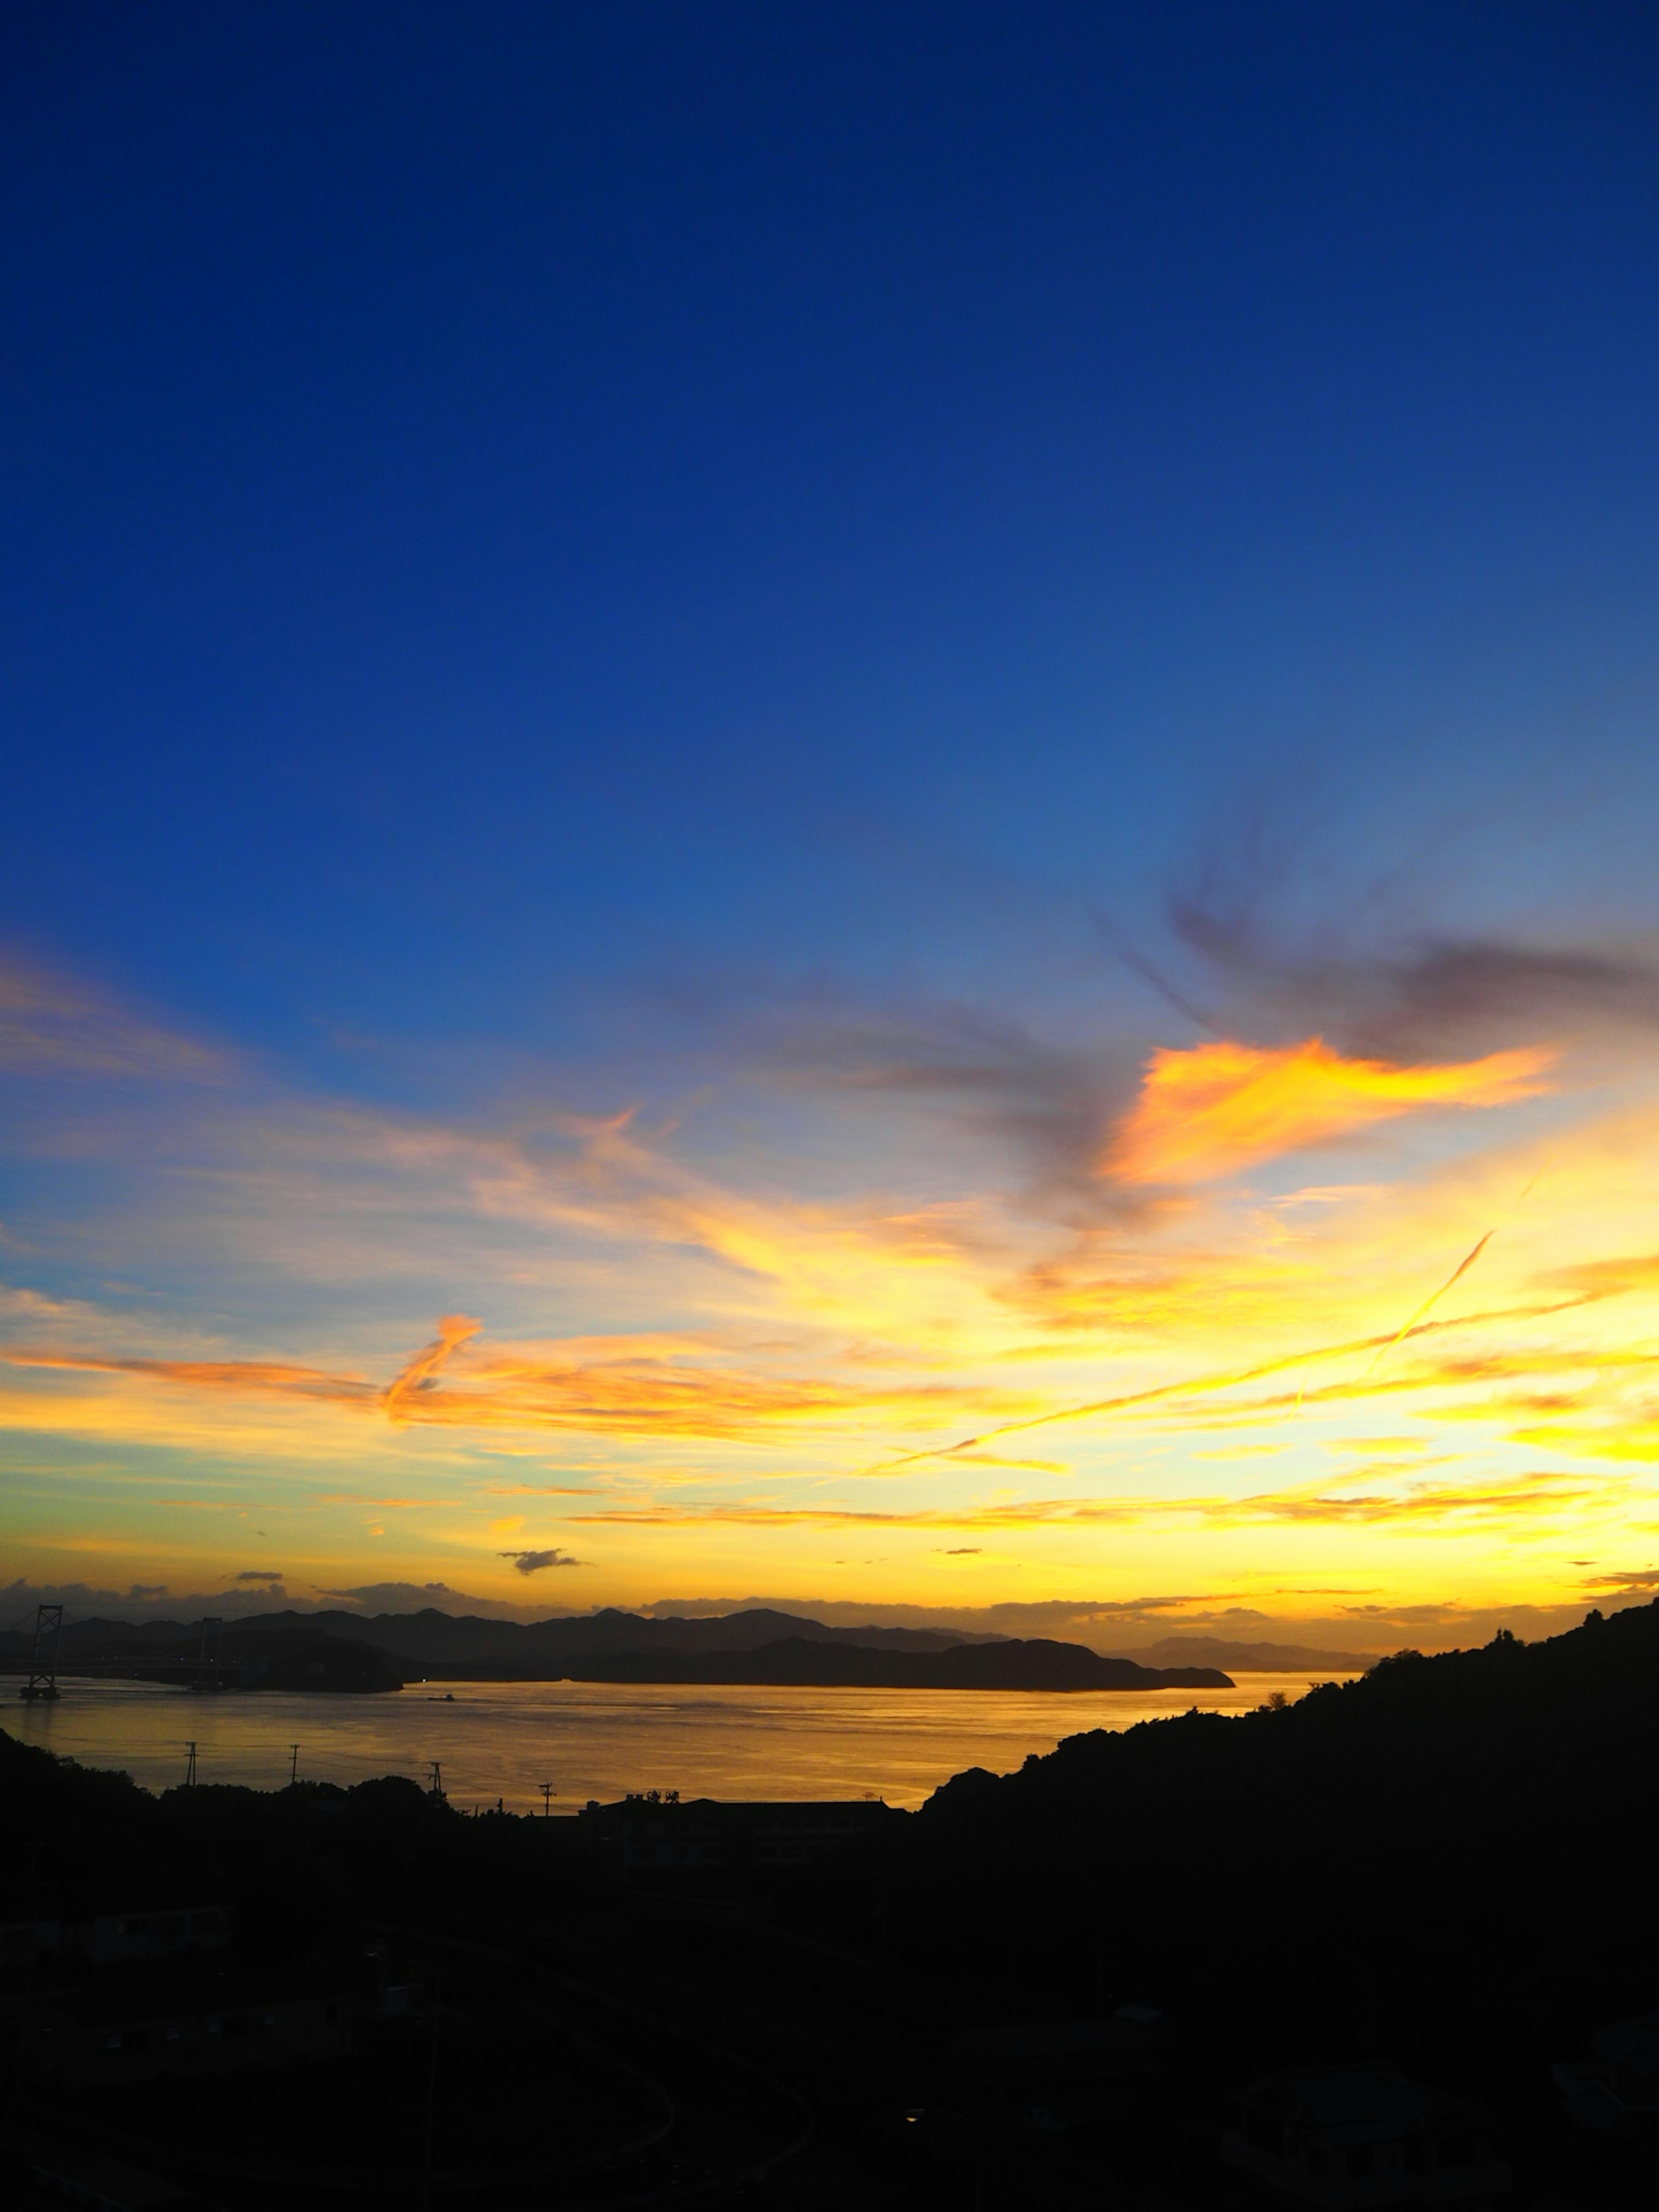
[7,1672,1353,1811]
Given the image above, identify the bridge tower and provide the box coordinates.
[19,1603,64,1702]
[191,1615,224,1693]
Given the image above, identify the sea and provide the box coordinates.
[7,1670,1354,1812]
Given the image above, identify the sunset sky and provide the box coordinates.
[4,5,1659,1649]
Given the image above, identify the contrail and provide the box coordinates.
[864,1282,1593,1478]
[869,1150,1564,1474]
[864,1316,1453,1477]
[1364,1149,1554,1379]
[1365,1230,1493,1377]
[871,1250,1584,1477]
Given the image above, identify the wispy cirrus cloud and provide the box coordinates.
[0,1347,379,1404]
[0,1319,1038,1446]
[1151,830,1659,1063]
[383,1333,1030,1442]
[745,993,1121,1199]
[560,1463,1615,1534]
[1345,940,1659,1059]
[0,952,231,1082]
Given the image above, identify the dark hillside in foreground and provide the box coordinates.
[3,1604,1658,2205]
[887,1601,1659,2086]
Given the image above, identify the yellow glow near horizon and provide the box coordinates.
[3,953,1658,1640]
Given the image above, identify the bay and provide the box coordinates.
[8,1670,1353,1812]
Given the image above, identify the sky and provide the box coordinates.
[4,2,1659,1651]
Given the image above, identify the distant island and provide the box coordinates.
[0,1604,1232,1694]
[1107,1634,1380,1674]
[553,1635,1233,1692]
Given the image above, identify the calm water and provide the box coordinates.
[7,1671,1352,1812]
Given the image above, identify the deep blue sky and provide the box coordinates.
[10,5,1659,1627]
[4,1,1658,1077]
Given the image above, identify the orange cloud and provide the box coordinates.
[386,1333,1031,1441]
[1109,1036,1553,1184]
[0,1319,1036,1446]
[0,1348,377,1404]
[381,1313,481,1423]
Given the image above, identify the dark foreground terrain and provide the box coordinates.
[3,1601,1657,2209]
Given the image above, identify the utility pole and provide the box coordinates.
[289,1743,299,1787]
[540,1781,554,1818]
[184,1741,197,1788]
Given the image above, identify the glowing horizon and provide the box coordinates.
[5,942,1658,1646]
